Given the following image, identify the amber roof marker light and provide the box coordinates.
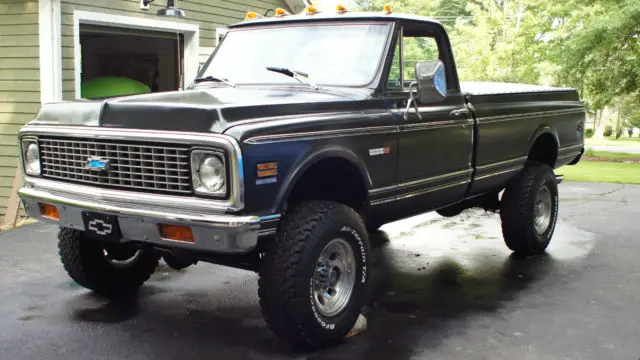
[305,4,319,15]
[274,7,290,16]
[383,4,392,14]
[336,4,349,14]
[245,11,262,21]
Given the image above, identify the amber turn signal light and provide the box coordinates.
[39,203,60,221]
[159,224,195,243]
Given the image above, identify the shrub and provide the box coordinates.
[585,128,594,138]
[604,125,613,137]
[584,148,595,157]
[628,128,634,137]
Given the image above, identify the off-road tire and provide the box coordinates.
[58,228,160,296]
[436,205,463,218]
[500,162,559,255]
[258,201,370,349]
[163,254,194,270]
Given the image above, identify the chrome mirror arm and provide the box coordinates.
[404,82,422,121]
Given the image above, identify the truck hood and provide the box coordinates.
[31,87,368,133]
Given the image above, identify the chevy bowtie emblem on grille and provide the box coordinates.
[86,157,110,172]
[87,219,113,236]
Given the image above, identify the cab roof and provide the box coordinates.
[229,11,442,29]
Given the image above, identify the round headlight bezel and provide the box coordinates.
[22,139,41,176]
[190,150,227,197]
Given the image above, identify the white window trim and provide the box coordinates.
[39,0,62,104]
[72,10,200,99]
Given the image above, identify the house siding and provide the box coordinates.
[0,0,40,220]
[60,0,293,101]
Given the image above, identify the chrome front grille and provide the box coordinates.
[39,137,192,194]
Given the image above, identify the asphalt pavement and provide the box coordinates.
[589,145,640,154]
[1,182,639,360]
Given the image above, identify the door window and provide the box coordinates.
[386,32,440,91]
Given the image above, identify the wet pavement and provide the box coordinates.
[1,182,639,360]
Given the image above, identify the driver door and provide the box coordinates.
[389,24,474,213]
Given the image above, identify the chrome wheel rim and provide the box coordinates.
[534,184,552,234]
[312,238,356,317]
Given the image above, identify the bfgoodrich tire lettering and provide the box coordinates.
[258,201,370,349]
[500,162,559,255]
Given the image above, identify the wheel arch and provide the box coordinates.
[273,146,372,214]
[527,126,560,168]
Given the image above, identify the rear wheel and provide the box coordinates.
[258,201,370,349]
[58,228,160,296]
[162,254,194,270]
[500,163,559,255]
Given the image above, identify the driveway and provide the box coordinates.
[1,182,639,360]
[588,144,640,154]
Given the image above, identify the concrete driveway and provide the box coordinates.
[1,182,639,360]
[589,145,640,154]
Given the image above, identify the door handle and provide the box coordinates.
[450,108,470,117]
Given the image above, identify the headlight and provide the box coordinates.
[22,139,41,176]
[191,150,227,196]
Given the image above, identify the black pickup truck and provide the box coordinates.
[17,8,585,349]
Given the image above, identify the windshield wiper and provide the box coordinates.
[194,75,237,87]
[266,66,318,90]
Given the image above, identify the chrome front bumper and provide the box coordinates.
[19,178,279,254]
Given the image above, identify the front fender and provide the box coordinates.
[272,145,372,214]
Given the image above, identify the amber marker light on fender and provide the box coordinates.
[159,224,195,243]
[39,203,60,221]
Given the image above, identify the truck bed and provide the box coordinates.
[461,81,576,96]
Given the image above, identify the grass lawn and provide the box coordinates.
[585,136,640,147]
[557,161,640,184]
[584,150,640,162]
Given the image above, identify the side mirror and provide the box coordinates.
[414,60,447,104]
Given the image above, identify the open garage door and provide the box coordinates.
[79,24,184,99]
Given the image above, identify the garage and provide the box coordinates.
[78,24,185,99]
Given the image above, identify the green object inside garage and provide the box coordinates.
[81,76,151,99]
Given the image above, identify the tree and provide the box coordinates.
[619,95,640,130]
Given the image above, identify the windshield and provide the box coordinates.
[199,23,391,87]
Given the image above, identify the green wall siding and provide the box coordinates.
[0,0,40,219]
[61,0,292,101]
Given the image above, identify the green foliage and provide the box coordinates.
[619,95,640,129]
[629,128,634,137]
[585,128,594,138]
[584,147,595,157]
[604,125,614,137]
[353,0,640,112]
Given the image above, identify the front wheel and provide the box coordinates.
[58,228,160,296]
[500,163,559,255]
[258,201,370,349]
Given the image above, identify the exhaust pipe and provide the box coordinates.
[556,175,564,184]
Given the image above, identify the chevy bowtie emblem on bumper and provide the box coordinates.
[86,157,110,172]
[87,219,113,236]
